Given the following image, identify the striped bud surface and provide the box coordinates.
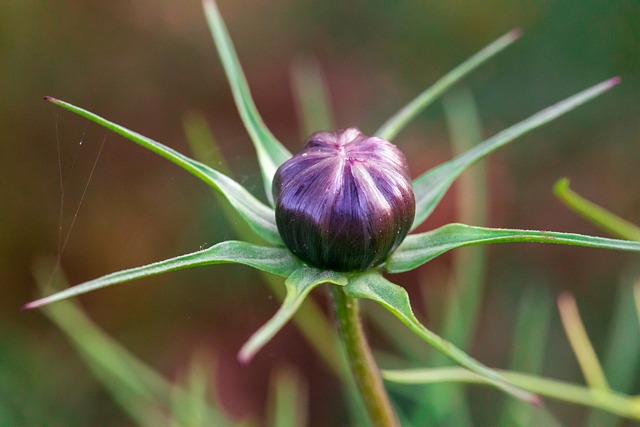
[273,128,415,272]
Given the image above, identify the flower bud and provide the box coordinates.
[273,128,415,272]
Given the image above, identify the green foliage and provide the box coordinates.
[238,266,347,363]
[388,223,640,273]
[26,240,299,309]
[375,29,521,142]
[203,0,291,206]
[28,0,640,424]
[42,97,282,245]
[383,367,640,420]
[409,78,619,231]
[33,259,239,427]
[345,272,538,404]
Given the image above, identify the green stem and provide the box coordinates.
[330,286,400,427]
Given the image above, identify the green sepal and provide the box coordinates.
[25,241,300,309]
[388,223,640,274]
[343,272,539,404]
[410,77,620,231]
[44,97,282,245]
[203,0,292,206]
[375,29,521,142]
[238,266,348,363]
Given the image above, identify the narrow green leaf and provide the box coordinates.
[25,241,300,309]
[45,97,282,245]
[554,178,640,241]
[375,29,521,141]
[410,77,620,231]
[383,367,640,421]
[203,0,292,206]
[238,266,347,363]
[388,222,640,274]
[344,272,540,405]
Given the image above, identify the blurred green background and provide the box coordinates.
[1,1,639,425]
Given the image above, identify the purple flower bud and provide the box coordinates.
[273,128,415,272]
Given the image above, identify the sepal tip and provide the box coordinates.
[507,28,523,41]
[606,76,621,87]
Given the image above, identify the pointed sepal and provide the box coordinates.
[238,266,348,363]
[44,97,282,245]
[410,77,620,230]
[203,0,292,206]
[375,29,521,141]
[24,241,300,310]
[387,223,640,274]
[344,271,540,405]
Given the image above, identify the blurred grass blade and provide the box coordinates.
[32,258,234,427]
[267,367,308,427]
[25,241,301,309]
[183,111,233,176]
[170,352,211,427]
[599,281,640,390]
[183,110,259,243]
[557,293,610,391]
[375,29,521,141]
[367,302,429,363]
[45,97,282,245]
[410,77,620,231]
[291,56,335,137]
[203,0,291,206]
[438,86,487,350]
[555,175,640,419]
[586,281,640,427]
[635,280,640,327]
[500,287,553,426]
[418,87,485,426]
[238,267,347,363]
[344,272,540,405]
[383,367,640,421]
[387,222,640,274]
[554,178,640,241]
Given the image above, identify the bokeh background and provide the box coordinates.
[2,1,639,425]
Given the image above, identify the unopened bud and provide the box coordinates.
[273,128,415,272]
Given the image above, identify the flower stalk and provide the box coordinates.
[330,285,400,427]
